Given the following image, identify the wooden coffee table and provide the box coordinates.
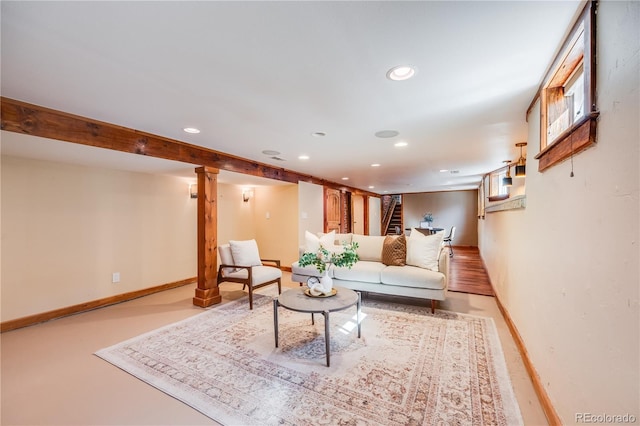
[273,287,361,367]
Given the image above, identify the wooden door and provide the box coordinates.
[352,194,364,234]
[325,187,341,233]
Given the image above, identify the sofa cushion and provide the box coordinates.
[291,261,333,278]
[406,229,444,271]
[352,234,386,262]
[380,265,446,290]
[381,234,406,266]
[229,239,262,267]
[332,261,385,284]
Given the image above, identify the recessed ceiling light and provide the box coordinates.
[183,127,200,134]
[375,130,399,138]
[311,132,326,137]
[371,163,381,167]
[394,141,408,147]
[439,169,449,173]
[262,150,281,156]
[386,65,416,81]
[298,155,309,160]
[341,177,349,181]
[368,185,375,189]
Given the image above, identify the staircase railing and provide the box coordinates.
[382,197,397,235]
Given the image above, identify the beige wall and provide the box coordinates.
[1,161,300,322]
[217,182,257,245]
[297,181,324,246]
[253,184,299,267]
[1,156,197,322]
[479,1,639,422]
[218,182,298,268]
[403,190,478,246]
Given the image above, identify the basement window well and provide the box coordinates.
[487,168,509,201]
[531,0,598,172]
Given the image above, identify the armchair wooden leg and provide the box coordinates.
[431,299,436,314]
[248,286,254,310]
[277,279,282,295]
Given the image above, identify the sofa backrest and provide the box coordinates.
[318,232,353,245]
[352,234,386,262]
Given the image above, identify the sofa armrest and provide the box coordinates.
[437,248,450,289]
[438,248,449,273]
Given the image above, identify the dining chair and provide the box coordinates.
[443,226,456,257]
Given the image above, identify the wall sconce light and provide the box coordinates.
[515,142,527,177]
[242,189,253,202]
[502,160,513,186]
[189,183,198,199]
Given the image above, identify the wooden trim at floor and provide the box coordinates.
[480,256,562,425]
[0,277,196,333]
[493,295,562,425]
[281,266,292,273]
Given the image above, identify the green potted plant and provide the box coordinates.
[422,212,434,227]
[298,242,359,295]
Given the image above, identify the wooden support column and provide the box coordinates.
[193,166,222,308]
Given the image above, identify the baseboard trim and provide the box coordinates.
[480,256,562,425]
[281,266,292,273]
[1,277,197,333]
[493,294,561,425]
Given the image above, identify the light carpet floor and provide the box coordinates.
[96,288,522,425]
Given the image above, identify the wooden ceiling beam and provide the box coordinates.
[0,97,377,197]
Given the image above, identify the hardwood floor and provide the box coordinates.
[447,246,494,296]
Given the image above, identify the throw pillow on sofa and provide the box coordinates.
[305,230,339,253]
[381,234,406,266]
[406,229,444,271]
[318,232,353,246]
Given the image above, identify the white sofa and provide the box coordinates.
[291,231,449,313]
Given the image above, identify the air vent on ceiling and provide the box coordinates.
[450,170,460,174]
[271,156,286,161]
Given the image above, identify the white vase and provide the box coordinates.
[309,270,333,296]
[320,271,333,292]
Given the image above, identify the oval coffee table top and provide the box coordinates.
[277,287,358,313]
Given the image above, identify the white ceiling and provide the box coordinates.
[1,1,583,194]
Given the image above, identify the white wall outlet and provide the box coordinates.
[112,272,120,283]
[266,211,270,219]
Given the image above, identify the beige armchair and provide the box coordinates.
[217,241,282,309]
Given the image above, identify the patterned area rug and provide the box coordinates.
[96,289,522,425]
